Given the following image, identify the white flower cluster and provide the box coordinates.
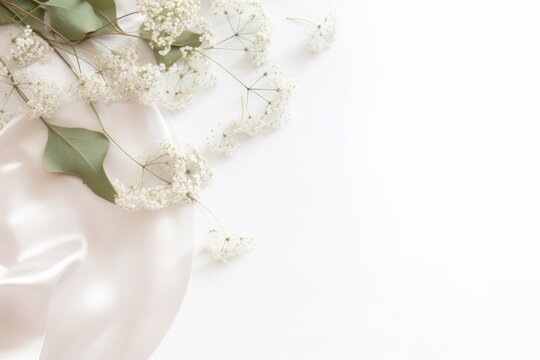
[191,17,215,47]
[159,52,216,110]
[212,0,273,66]
[94,42,138,102]
[0,110,11,131]
[86,43,214,108]
[207,66,294,154]
[233,66,295,135]
[92,42,164,103]
[137,0,200,55]
[97,41,138,74]
[73,72,110,103]
[308,11,338,53]
[207,128,239,155]
[114,142,212,211]
[204,229,255,262]
[135,63,167,103]
[9,26,50,67]
[16,74,62,119]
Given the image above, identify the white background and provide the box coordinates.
[153,0,540,359]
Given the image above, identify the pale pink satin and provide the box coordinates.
[0,7,194,360]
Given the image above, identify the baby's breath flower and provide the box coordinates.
[207,128,239,155]
[212,0,274,66]
[174,143,213,199]
[96,41,138,74]
[135,63,166,104]
[232,113,261,136]
[9,26,50,67]
[161,90,193,110]
[249,26,273,66]
[137,0,200,55]
[16,74,62,119]
[261,66,295,128]
[96,42,217,106]
[0,110,12,131]
[204,229,255,262]
[136,64,165,91]
[96,42,140,100]
[233,66,295,135]
[113,181,171,211]
[157,52,216,110]
[73,72,111,103]
[114,142,212,211]
[191,17,215,47]
[307,11,339,53]
[96,42,166,103]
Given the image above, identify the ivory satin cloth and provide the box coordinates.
[0,6,194,360]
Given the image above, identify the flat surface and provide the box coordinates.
[153,0,540,359]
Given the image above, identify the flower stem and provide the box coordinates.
[195,50,249,89]
[194,50,271,103]
[286,17,319,27]
[190,196,227,234]
[79,11,140,39]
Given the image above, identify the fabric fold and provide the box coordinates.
[0,7,194,358]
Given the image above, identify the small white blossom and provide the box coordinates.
[161,90,193,110]
[204,229,255,262]
[137,0,200,55]
[96,42,139,74]
[96,42,140,101]
[191,17,215,47]
[212,0,274,66]
[233,113,262,135]
[307,11,338,53]
[114,142,212,211]
[16,74,62,119]
[136,63,166,104]
[207,127,239,155]
[233,66,294,135]
[9,26,50,67]
[175,143,213,198]
[0,110,12,131]
[157,52,216,110]
[113,181,171,211]
[248,27,273,66]
[73,72,111,103]
[96,42,166,103]
[97,43,216,106]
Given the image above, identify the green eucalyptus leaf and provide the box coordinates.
[39,0,72,8]
[140,28,202,67]
[0,5,15,25]
[0,0,45,30]
[46,0,103,41]
[44,124,117,203]
[44,0,117,41]
[87,0,116,21]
